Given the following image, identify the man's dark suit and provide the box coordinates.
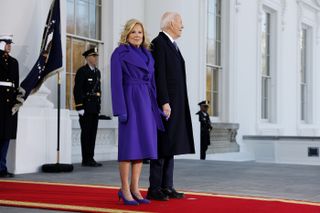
[73,64,101,165]
[149,32,195,196]
[0,49,19,176]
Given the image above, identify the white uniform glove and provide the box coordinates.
[78,109,85,116]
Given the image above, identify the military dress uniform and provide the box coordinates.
[0,35,19,177]
[196,101,212,160]
[73,48,102,167]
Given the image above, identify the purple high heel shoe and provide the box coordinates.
[118,190,139,205]
[131,191,151,204]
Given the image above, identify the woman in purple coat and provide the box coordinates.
[111,19,164,205]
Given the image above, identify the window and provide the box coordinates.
[66,0,102,109]
[206,0,222,117]
[300,26,311,122]
[260,9,272,121]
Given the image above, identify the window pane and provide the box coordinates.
[76,0,89,37]
[206,0,221,116]
[206,92,213,115]
[208,0,216,13]
[206,66,213,93]
[261,10,272,120]
[72,39,86,74]
[207,13,215,39]
[89,0,96,39]
[215,41,221,65]
[67,0,75,34]
[216,17,221,41]
[95,5,101,40]
[206,66,213,115]
[213,92,219,116]
[207,39,215,65]
[213,68,219,91]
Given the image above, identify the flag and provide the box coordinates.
[12,0,62,114]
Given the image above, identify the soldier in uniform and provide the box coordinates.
[0,35,19,177]
[196,100,212,160]
[73,47,102,167]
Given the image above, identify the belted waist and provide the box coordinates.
[124,78,164,131]
[123,78,150,85]
[0,81,15,88]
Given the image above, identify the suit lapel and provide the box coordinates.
[159,32,184,61]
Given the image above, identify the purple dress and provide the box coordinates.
[110,44,164,161]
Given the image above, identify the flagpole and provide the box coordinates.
[42,70,73,173]
[57,71,61,164]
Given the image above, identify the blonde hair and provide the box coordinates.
[119,19,150,49]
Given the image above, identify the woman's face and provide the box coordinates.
[127,24,144,47]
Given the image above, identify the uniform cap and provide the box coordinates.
[0,34,14,44]
[82,47,98,57]
[198,100,210,106]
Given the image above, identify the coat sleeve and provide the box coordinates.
[110,49,127,118]
[73,68,86,111]
[152,40,170,106]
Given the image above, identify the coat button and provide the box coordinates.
[6,89,9,92]
[6,99,10,102]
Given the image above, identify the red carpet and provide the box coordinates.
[0,180,320,213]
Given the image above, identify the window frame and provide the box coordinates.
[259,6,277,123]
[206,0,223,118]
[299,24,313,123]
[66,0,103,110]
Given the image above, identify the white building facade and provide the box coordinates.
[1,0,320,173]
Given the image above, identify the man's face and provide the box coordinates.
[4,43,11,53]
[171,15,184,39]
[86,55,98,66]
[201,105,209,112]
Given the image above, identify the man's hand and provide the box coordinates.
[162,103,171,119]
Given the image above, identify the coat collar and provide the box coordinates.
[158,32,184,60]
[117,44,153,72]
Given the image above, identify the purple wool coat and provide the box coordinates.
[110,44,164,161]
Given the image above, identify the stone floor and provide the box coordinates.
[1,159,320,212]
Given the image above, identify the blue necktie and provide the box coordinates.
[173,41,179,51]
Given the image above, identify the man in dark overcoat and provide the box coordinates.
[73,47,102,167]
[147,12,195,201]
[0,35,19,178]
[196,100,212,160]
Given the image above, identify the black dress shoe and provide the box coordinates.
[146,189,169,201]
[162,188,184,199]
[0,171,14,178]
[82,161,102,167]
[92,161,103,167]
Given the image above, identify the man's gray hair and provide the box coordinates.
[160,12,180,30]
